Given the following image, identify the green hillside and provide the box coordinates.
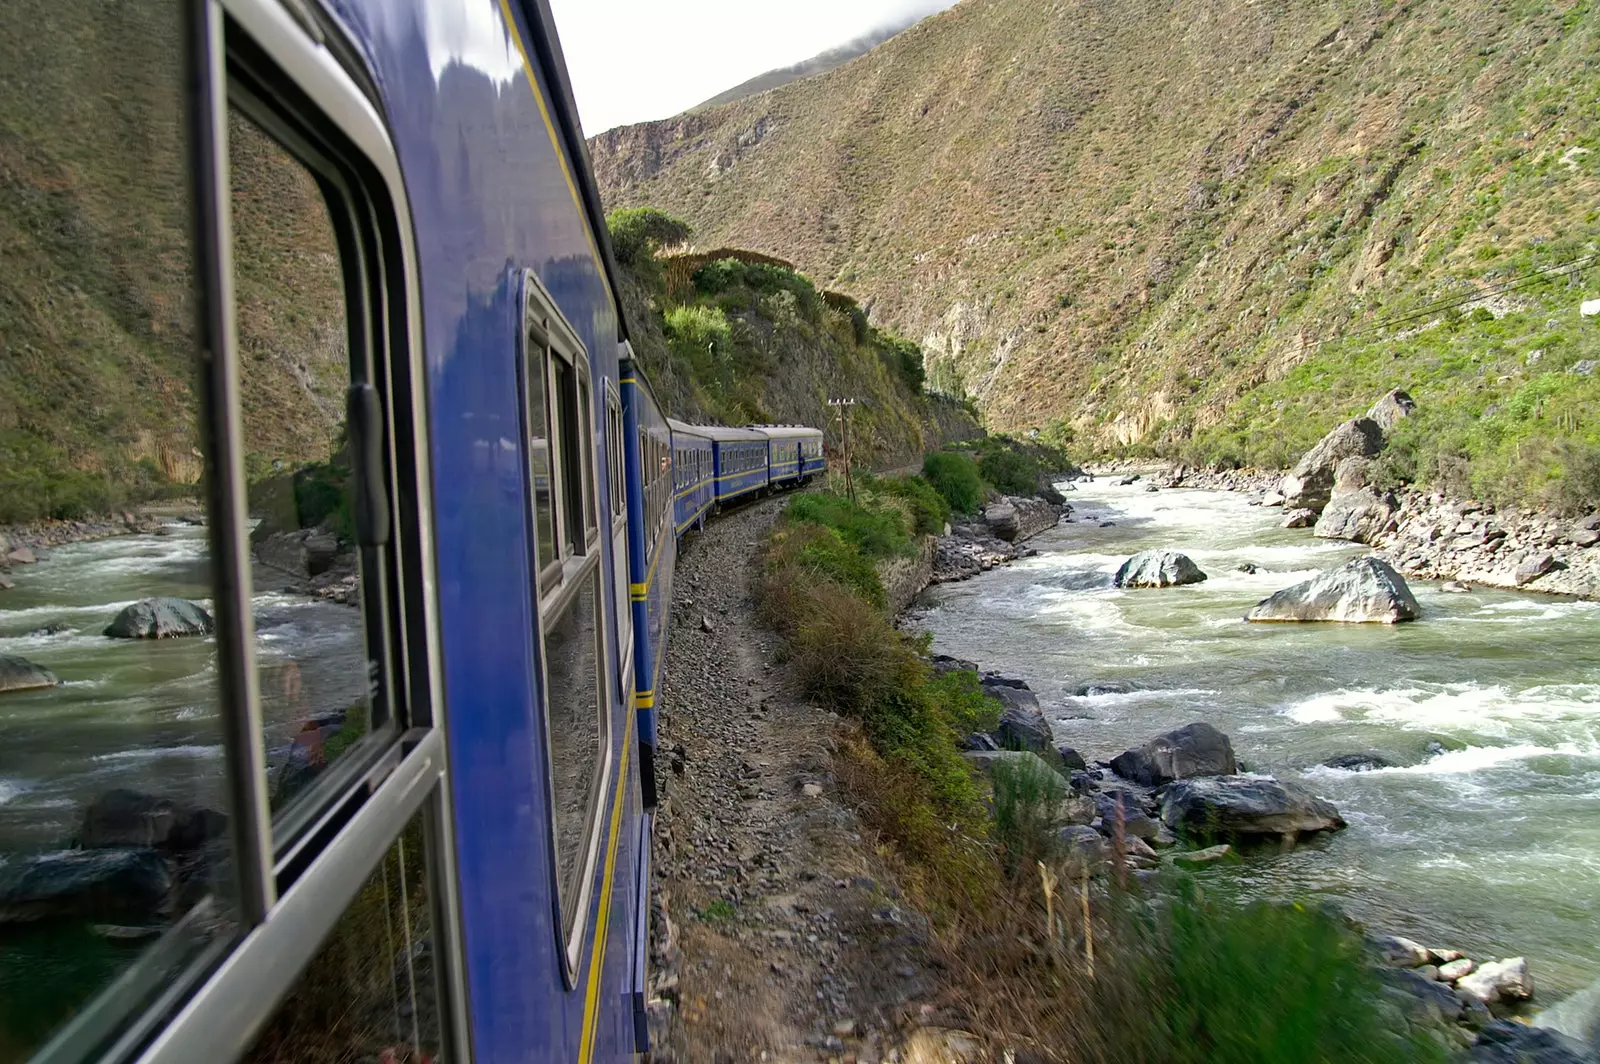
[590,0,1600,509]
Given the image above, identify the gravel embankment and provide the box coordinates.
[647,496,968,1062]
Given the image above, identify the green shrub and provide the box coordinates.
[663,303,735,387]
[874,329,927,393]
[693,258,821,313]
[990,754,1070,873]
[978,446,1041,495]
[787,491,914,559]
[922,451,985,513]
[1087,887,1449,1064]
[794,523,886,606]
[605,207,691,266]
[876,474,951,534]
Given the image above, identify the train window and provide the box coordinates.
[229,105,386,842]
[578,377,598,543]
[242,813,440,1064]
[525,326,558,581]
[606,392,624,521]
[0,2,240,1054]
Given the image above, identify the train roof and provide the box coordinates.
[748,425,823,440]
[693,425,771,443]
[666,418,715,442]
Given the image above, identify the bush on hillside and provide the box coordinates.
[663,303,734,378]
[763,520,886,607]
[605,207,691,266]
[978,446,1041,495]
[990,753,1070,874]
[787,491,914,559]
[922,451,985,514]
[875,474,951,534]
[693,258,821,313]
[874,330,927,394]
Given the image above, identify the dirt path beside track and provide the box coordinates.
[645,497,974,1064]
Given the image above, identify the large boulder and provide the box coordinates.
[1160,776,1347,838]
[1468,1021,1589,1064]
[1109,722,1237,786]
[1366,389,1417,432]
[1246,557,1420,624]
[0,654,60,694]
[1313,488,1397,544]
[981,679,1052,752]
[105,598,214,639]
[982,501,1020,542]
[0,848,173,925]
[77,789,228,852]
[255,528,341,578]
[1113,549,1207,589]
[1456,957,1534,1004]
[1279,417,1386,513]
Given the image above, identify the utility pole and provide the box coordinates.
[829,397,857,502]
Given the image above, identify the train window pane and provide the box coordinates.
[525,341,556,575]
[543,565,606,936]
[242,813,441,1064]
[229,108,379,832]
[0,1,237,1054]
[578,378,597,542]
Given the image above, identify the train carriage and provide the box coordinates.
[702,426,772,507]
[667,420,716,535]
[751,425,825,487]
[0,1,825,1062]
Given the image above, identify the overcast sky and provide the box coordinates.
[548,0,957,136]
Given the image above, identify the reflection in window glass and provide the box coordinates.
[243,816,440,1064]
[543,569,605,931]
[526,338,556,575]
[0,2,235,1055]
[228,108,376,827]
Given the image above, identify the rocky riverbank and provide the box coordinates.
[928,493,1068,585]
[0,509,202,589]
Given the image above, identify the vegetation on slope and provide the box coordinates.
[610,208,980,465]
[591,0,1600,510]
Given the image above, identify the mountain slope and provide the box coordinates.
[690,13,937,113]
[590,0,1600,503]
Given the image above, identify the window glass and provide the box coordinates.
[544,568,606,934]
[229,108,378,831]
[526,338,556,575]
[242,813,441,1064]
[578,379,597,542]
[0,2,236,1054]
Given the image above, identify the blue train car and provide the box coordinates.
[623,357,674,807]
[704,426,772,507]
[753,425,825,486]
[668,419,716,534]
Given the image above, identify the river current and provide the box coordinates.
[913,479,1600,997]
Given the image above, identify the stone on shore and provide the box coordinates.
[1314,487,1397,544]
[1373,934,1434,968]
[1468,1021,1590,1064]
[980,678,1052,752]
[0,654,60,694]
[77,789,228,852]
[105,598,214,639]
[1170,843,1233,866]
[1282,507,1318,529]
[1246,556,1420,624]
[1512,552,1558,587]
[982,501,1019,541]
[1113,549,1207,589]
[0,848,173,925]
[1109,722,1237,786]
[6,546,38,566]
[1279,417,1386,513]
[1160,775,1346,838]
[1456,957,1533,1004]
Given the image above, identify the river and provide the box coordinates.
[912,478,1600,998]
[0,526,368,856]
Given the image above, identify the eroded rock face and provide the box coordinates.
[1160,775,1347,837]
[1109,722,1237,786]
[1246,556,1420,624]
[0,654,60,694]
[104,598,214,639]
[1113,549,1207,588]
[1279,417,1386,513]
[1314,487,1397,544]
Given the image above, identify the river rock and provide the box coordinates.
[1282,508,1317,529]
[0,848,173,925]
[982,501,1019,541]
[77,789,228,852]
[1058,825,1109,869]
[1055,745,1088,772]
[1441,580,1473,593]
[981,679,1052,751]
[1456,957,1533,1004]
[104,598,214,639]
[1279,417,1386,513]
[1322,752,1394,771]
[1438,958,1475,982]
[0,654,60,694]
[1109,722,1237,786]
[1246,556,1420,624]
[6,546,38,566]
[1113,549,1207,589]
[1512,553,1558,587]
[0,573,13,590]
[931,654,980,676]
[1094,790,1162,841]
[1314,488,1396,544]
[1160,776,1346,838]
[1367,389,1417,431]
[1373,934,1435,968]
[1468,1021,1590,1064]
[1380,967,1464,1028]
[255,528,341,578]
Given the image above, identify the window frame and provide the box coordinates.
[64,3,474,1063]
[517,268,615,986]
